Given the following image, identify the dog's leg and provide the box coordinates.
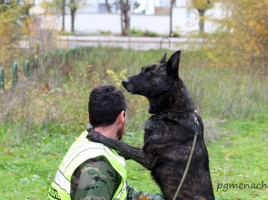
[117,151,132,160]
[87,132,153,169]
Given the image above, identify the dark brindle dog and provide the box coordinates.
[87,50,215,200]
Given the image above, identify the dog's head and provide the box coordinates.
[122,50,181,97]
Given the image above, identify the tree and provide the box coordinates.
[68,0,77,32]
[105,0,112,13]
[133,0,140,10]
[120,0,130,35]
[106,0,139,35]
[0,1,29,63]
[43,0,86,33]
[61,0,65,31]
[67,0,87,32]
[0,1,27,47]
[189,0,214,32]
[169,0,176,36]
[202,0,268,71]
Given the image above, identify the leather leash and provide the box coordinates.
[173,115,199,200]
[157,109,199,199]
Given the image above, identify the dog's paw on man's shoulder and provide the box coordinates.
[86,130,103,143]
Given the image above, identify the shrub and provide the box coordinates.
[130,28,143,36]
[143,30,158,37]
[196,0,268,73]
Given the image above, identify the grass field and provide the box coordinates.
[0,48,267,199]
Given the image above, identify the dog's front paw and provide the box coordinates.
[87,131,104,143]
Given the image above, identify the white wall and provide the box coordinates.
[204,3,224,33]
[172,7,199,34]
[63,13,170,34]
[62,6,224,35]
[64,13,121,33]
[131,14,169,34]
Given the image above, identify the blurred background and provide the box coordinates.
[0,0,268,199]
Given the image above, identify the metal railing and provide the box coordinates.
[160,37,171,50]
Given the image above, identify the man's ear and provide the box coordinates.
[159,52,167,63]
[118,111,125,125]
[167,50,181,77]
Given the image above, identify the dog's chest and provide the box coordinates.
[144,115,174,144]
[144,114,195,144]
[144,117,161,140]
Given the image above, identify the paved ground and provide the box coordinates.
[60,35,204,50]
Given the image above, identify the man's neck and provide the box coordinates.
[94,126,119,140]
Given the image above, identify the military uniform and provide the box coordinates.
[70,156,164,200]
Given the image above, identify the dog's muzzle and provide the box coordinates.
[122,79,129,87]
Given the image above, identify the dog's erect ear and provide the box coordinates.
[159,52,167,63]
[167,50,181,76]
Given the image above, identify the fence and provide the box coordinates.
[0,46,94,93]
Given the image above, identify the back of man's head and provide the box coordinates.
[88,84,127,128]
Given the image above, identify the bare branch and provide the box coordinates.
[105,0,112,13]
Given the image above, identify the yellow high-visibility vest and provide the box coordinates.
[48,131,127,200]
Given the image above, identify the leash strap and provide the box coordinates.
[173,117,199,200]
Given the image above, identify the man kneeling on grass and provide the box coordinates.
[48,84,164,200]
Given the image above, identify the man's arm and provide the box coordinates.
[71,156,120,200]
[126,184,164,200]
[70,155,164,200]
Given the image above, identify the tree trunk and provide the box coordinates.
[71,9,76,32]
[120,0,130,35]
[62,0,65,32]
[169,0,175,37]
[70,0,76,33]
[124,0,129,35]
[120,0,124,35]
[105,0,112,13]
[198,9,205,32]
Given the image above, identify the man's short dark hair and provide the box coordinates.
[88,84,127,128]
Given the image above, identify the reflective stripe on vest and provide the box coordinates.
[48,131,127,200]
[53,170,70,194]
[115,181,127,199]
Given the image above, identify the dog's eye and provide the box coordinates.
[146,72,150,75]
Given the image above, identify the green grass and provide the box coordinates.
[0,48,268,199]
[1,116,267,199]
[209,115,268,199]
[0,129,75,199]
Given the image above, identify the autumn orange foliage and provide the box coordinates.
[203,0,268,72]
